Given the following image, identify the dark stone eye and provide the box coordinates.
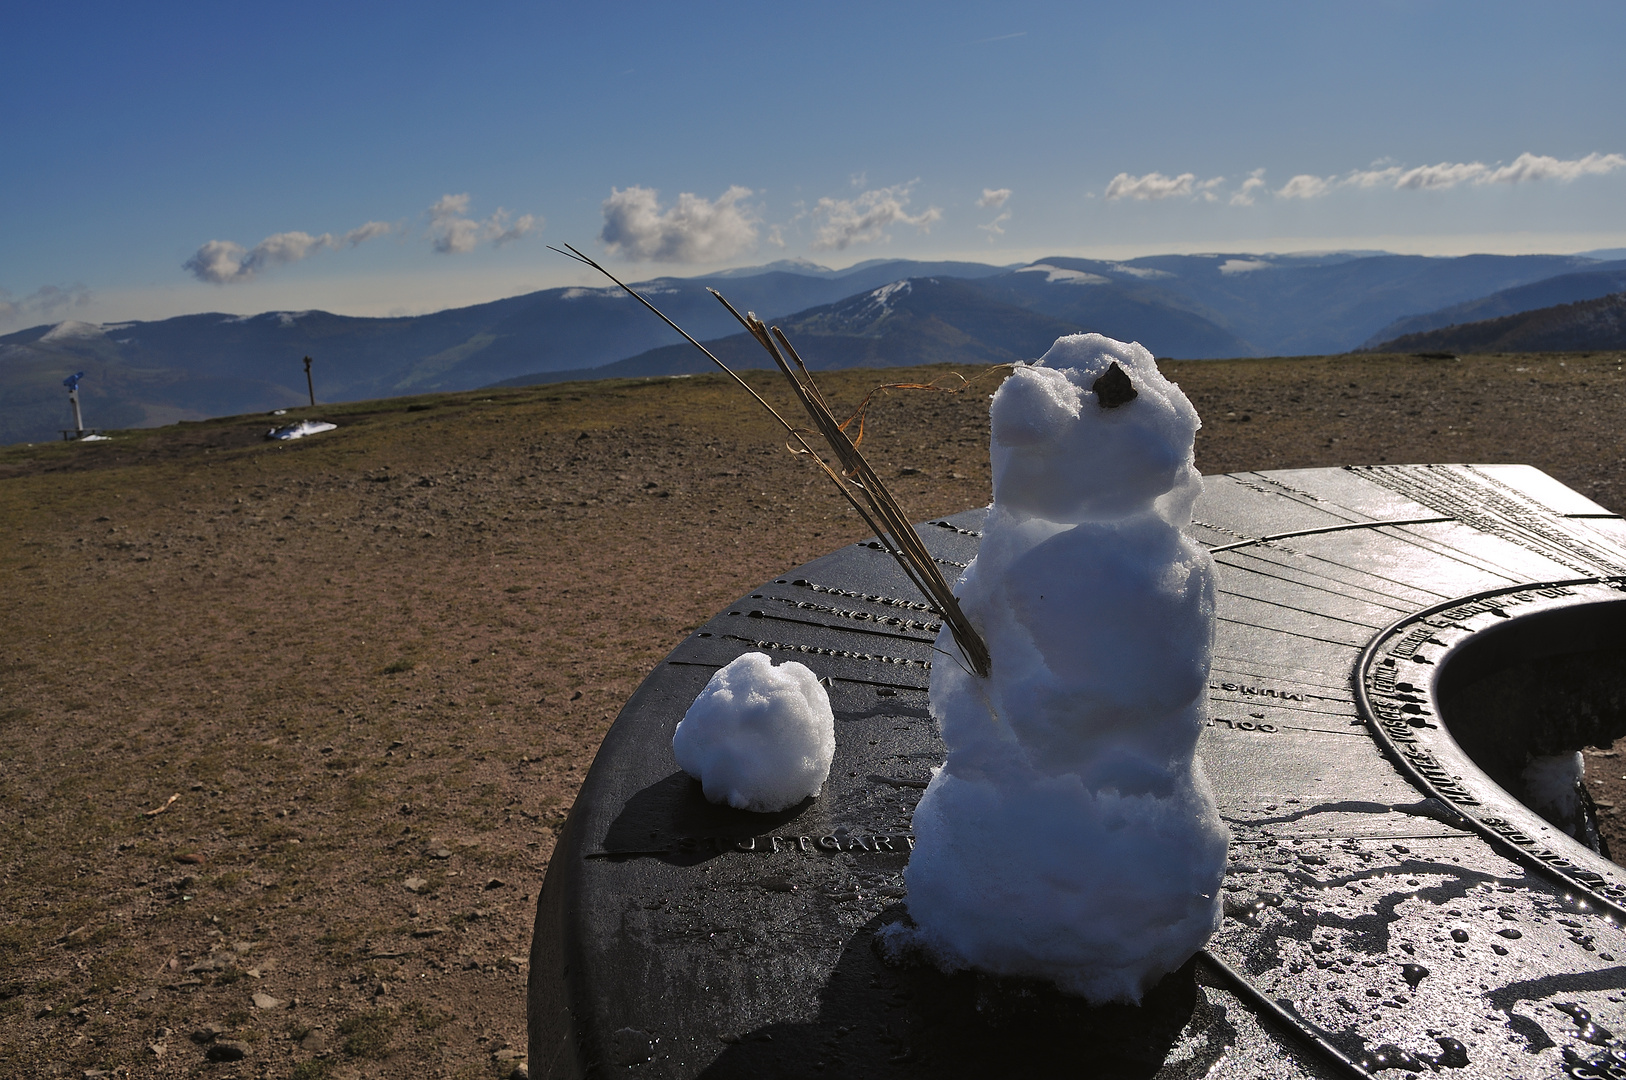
[1092,361,1138,408]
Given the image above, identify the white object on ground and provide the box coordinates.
[1522,751,1585,826]
[673,651,835,813]
[893,332,1229,1004]
[78,433,111,441]
[266,420,337,441]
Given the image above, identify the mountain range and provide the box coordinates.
[5,251,1626,444]
[1370,290,1626,354]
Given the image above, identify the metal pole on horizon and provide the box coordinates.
[64,371,85,436]
[303,356,316,407]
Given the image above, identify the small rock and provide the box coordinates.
[251,992,284,1010]
[1091,360,1139,408]
[412,926,447,938]
[205,1041,247,1062]
[374,981,390,997]
[484,878,507,891]
[299,1030,326,1052]
[146,1043,165,1058]
[174,852,206,865]
[510,1066,530,1080]
[404,877,429,893]
[190,1023,225,1044]
[428,847,453,859]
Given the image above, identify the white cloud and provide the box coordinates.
[1104,171,1224,201]
[1393,161,1487,191]
[1484,151,1626,184]
[1276,174,1331,200]
[184,219,396,283]
[1281,152,1626,200]
[1106,171,1192,200]
[809,181,942,251]
[978,211,1011,241]
[1230,170,1268,206]
[1108,151,1626,210]
[1340,165,1403,189]
[0,282,93,328]
[341,220,393,246]
[428,194,539,254]
[975,188,1012,240]
[598,185,758,263]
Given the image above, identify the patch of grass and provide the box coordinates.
[291,1061,334,1080]
[339,1007,398,1058]
[0,924,28,959]
[403,999,453,1032]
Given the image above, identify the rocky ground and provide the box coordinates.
[1,350,1623,1078]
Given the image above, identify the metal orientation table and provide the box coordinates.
[529,464,1626,1079]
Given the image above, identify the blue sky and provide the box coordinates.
[5,1,1626,327]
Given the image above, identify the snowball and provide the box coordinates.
[899,332,1227,1004]
[672,652,835,813]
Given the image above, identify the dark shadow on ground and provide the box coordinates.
[698,905,1239,1079]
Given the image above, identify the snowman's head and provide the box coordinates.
[989,334,1201,523]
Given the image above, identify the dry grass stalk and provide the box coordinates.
[551,243,991,678]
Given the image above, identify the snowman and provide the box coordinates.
[893,333,1229,1005]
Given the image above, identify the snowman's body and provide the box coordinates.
[899,333,1228,1005]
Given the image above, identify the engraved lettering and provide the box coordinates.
[817,835,841,853]
[871,836,897,852]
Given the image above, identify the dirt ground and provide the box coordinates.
[1,351,1624,1078]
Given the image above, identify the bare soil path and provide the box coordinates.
[1,352,1623,1078]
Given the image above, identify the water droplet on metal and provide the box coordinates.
[1432,1037,1469,1069]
